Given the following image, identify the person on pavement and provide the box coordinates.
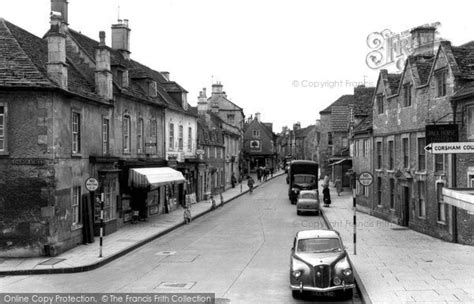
[323,184,331,207]
[247,175,255,193]
[231,173,237,188]
[335,176,342,196]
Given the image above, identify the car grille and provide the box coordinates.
[313,265,330,288]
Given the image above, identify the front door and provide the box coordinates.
[401,186,410,226]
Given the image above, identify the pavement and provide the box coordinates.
[0,171,280,276]
[321,183,474,304]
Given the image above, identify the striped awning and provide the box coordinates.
[129,167,185,189]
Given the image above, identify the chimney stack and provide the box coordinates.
[46,14,68,89]
[160,71,170,81]
[95,31,113,100]
[255,112,261,122]
[212,82,224,95]
[197,89,208,114]
[410,26,437,56]
[51,0,68,25]
[111,19,131,60]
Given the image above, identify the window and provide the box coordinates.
[102,118,109,155]
[376,94,384,114]
[417,181,426,217]
[252,130,260,138]
[376,141,382,169]
[402,137,409,168]
[72,112,81,154]
[364,139,369,157]
[436,70,447,97]
[377,177,382,205]
[390,179,395,209]
[417,137,426,171]
[388,140,394,170]
[116,70,123,87]
[137,118,144,154]
[104,179,117,221]
[468,107,474,140]
[169,123,174,149]
[72,186,81,226]
[328,132,333,145]
[403,83,412,107]
[435,154,444,172]
[206,146,210,159]
[227,114,235,122]
[188,127,192,151]
[437,183,446,223]
[0,105,6,152]
[150,120,157,140]
[123,115,131,153]
[178,125,184,150]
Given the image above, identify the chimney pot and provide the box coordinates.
[99,31,106,45]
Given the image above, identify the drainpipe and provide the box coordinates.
[450,98,458,243]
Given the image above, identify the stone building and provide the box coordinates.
[242,113,277,173]
[368,27,473,244]
[204,83,244,188]
[0,1,195,257]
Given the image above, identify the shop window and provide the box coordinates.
[104,179,117,221]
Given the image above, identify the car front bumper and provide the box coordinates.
[290,282,355,293]
[296,206,319,212]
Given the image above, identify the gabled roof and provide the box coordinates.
[353,86,375,116]
[294,125,314,138]
[208,93,243,112]
[319,94,355,114]
[353,115,372,134]
[0,19,101,101]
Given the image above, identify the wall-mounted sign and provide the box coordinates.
[358,172,374,187]
[425,124,458,145]
[424,142,474,154]
[85,177,99,192]
[11,158,46,166]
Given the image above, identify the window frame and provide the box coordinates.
[187,127,192,151]
[403,83,412,107]
[417,181,426,218]
[102,117,109,155]
[123,115,131,154]
[435,69,447,97]
[390,178,395,209]
[377,177,382,206]
[178,125,184,151]
[376,140,382,169]
[137,117,144,154]
[72,111,81,155]
[417,137,426,172]
[0,103,7,154]
[169,122,175,150]
[402,137,409,169]
[436,182,446,223]
[388,140,394,170]
[376,94,384,114]
[72,186,82,227]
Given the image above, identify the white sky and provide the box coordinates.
[2,0,474,132]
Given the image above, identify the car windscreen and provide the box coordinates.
[300,193,316,199]
[297,238,341,253]
[294,174,316,184]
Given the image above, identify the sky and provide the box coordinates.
[2,0,474,132]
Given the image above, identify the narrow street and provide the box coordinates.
[0,175,361,304]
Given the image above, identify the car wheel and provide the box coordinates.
[297,210,301,215]
[336,289,353,300]
[291,290,300,299]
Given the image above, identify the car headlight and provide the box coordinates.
[292,270,302,278]
[335,257,352,276]
[342,268,352,276]
[333,277,342,285]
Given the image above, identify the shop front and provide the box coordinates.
[128,167,186,220]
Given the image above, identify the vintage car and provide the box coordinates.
[290,230,355,299]
[296,190,319,215]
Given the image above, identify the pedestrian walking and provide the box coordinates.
[335,176,342,196]
[322,184,331,207]
[231,172,237,188]
[183,205,192,224]
[247,176,255,193]
[257,167,262,182]
[210,194,217,210]
[263,167,268,181]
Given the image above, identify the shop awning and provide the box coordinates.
[129,167,185,189]
[328,158,351,166]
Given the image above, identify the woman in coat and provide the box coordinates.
[322,184,331,207]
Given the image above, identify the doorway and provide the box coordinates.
[401,186,410,226]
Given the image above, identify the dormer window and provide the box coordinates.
[376,94,384,114]
[148,80,157,97]
[435,70,447,97]
[403,83,412,107]
[113,67,129,88]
